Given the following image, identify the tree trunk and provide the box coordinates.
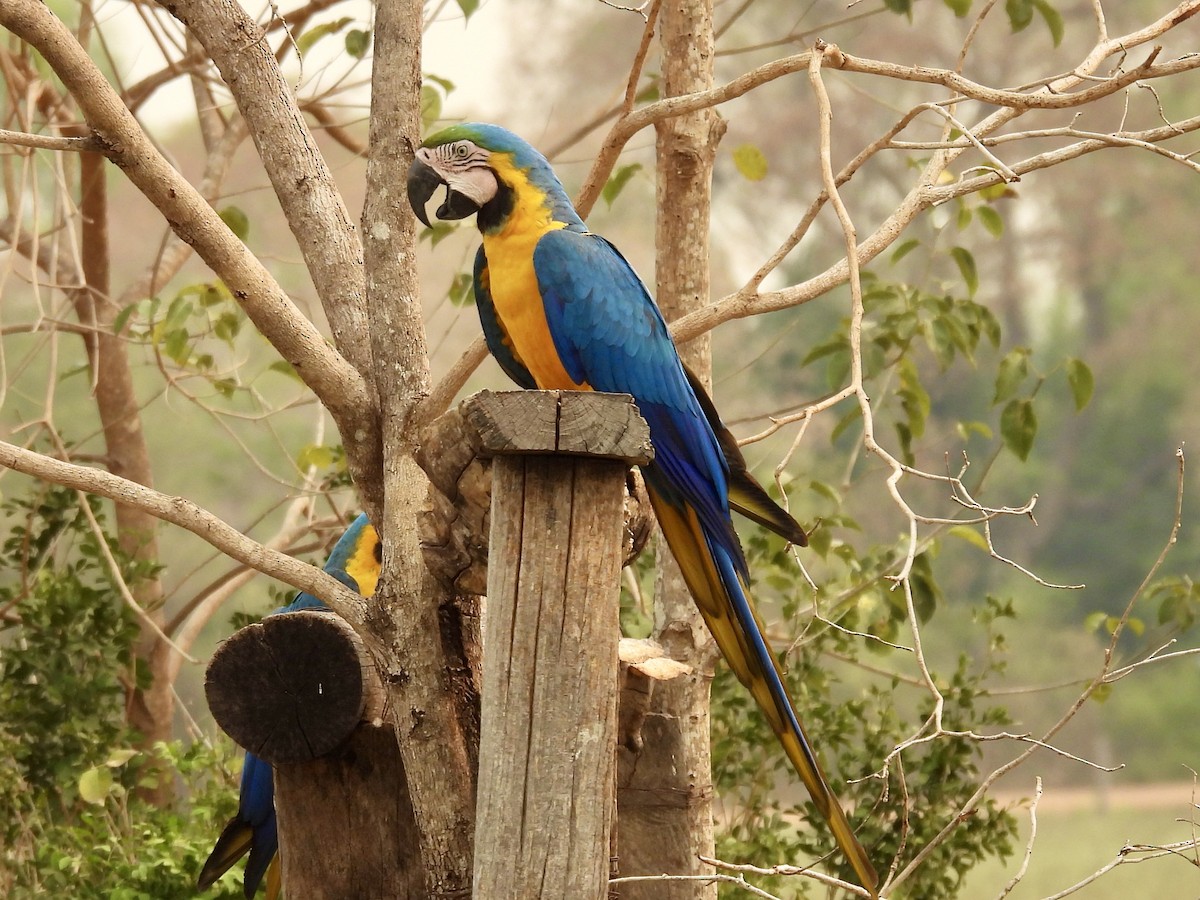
[73,144,173,802]
[616,1,726,895]
[360,2,481,895]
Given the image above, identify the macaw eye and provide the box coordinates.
[454,142,470,159]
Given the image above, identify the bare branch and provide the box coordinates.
[996,777,1041,900]
[0,128,101,152]
[0,439,369,627]
[0,0,373,429]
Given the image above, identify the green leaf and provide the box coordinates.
[601,163,643,207]
[977,206,1004,237]
[425,74,456,94]
[634,75,660,104]
[801,337,847,367]
[106,748,138,767]
[891,238,920,264]
[732,143,768,182]
[1032,0,1065,45]
[993,347,1029,404]
[1006,0,1034,31]
[830,406,862,443]
[296,17,353,56]
[895,421,914,466]
[956,419,994,441]
[163,296,194,332]
[884,0,913,16]
[79,766,113,804]
[448,271,473,306]
[950,246,978,297]
[297,444,335,470]
[943,0,972,15]
[1065,357,1094,411]
[420,84,443,129]
[956,205,973,230]
[898,357,930,438]
[948,524,989,552]
[1000,398,1037,461]
[980,182,1016,202]
[455,0,480,19]
[1084,610,1108,633]
[420,222,457,247]
[268,359,302,381]
[979,303,1003,346]
[112,303,138,336]
[163,328,190,364]
[213,311,241,344]
[807,479,841,505]
[910,554,942,624]
[926,317,956,370]
[218,205,250,241]
[345,29,371,59]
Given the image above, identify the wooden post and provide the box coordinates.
[468,391,652,900]
[205,610,422,898]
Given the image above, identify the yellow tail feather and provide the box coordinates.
[264,856,282,900]
[650,487,879,898]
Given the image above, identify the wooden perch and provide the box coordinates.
[205,609,386,764]
[472,391,652,900]
[273,724,424,899]
[417,391,654,597]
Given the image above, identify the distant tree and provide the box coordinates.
[1,0,1198,897]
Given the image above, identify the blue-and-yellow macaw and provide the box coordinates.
[408,123,878,896]
[197,514,381,899]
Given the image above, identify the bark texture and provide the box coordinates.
[360,3,481,895]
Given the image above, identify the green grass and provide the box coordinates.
[960,793,1198,898]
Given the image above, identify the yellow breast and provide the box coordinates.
[481,155,589,392]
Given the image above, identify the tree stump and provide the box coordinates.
[205,610,386,763]
[469,390,652,900]
[206,611,419,897]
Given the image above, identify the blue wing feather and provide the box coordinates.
[533,229,745,575]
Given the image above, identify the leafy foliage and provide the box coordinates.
[0,487,242,897]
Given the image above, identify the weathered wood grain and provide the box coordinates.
[463,390,653,463]
[275,723,424,899]
[473,450,628,899]
[417,392,654,598]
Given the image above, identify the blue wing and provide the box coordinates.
[532,229,744,573]
[199,514,379,898]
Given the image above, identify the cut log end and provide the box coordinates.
[205,610,381,764]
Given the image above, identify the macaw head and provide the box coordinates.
[407,123,583,232]
[326,513,381,597]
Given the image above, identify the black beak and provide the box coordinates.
[406,158,482,227]
[407,158,444,228]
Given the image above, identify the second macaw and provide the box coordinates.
[408,123,878,896]
[197,514,381,899]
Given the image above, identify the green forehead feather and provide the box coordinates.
[421,123,482,148]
